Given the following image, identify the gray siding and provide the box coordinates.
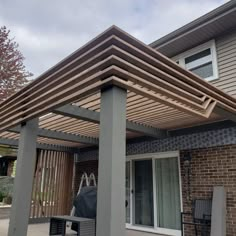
[212,28,236,98]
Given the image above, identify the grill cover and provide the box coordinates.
[71,186,97,232]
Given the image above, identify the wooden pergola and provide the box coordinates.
[1,26,235,236]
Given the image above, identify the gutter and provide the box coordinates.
[149,0,236,48]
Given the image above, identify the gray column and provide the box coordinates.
[96,86,127,236]
[8,119,39,236]
[210,186,226,236]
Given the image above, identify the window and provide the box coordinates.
[126,151,182,236]
[173,40,218,81]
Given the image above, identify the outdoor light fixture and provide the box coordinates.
[183,152,192,166]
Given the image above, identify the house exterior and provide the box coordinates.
[73,1,236,236]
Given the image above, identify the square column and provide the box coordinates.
[8,119,39,236]
[96,86,127,236]
[210,186,226,236]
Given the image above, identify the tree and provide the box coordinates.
[0,145,17,156]
[0,26,32,101]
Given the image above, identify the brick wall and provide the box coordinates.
[181,145,236,236]
[74,160,98,197]
[74,144,236,236]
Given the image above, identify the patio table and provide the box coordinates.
[49,215,95,236]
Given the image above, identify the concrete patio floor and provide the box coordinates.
[0,219,81,235]
[0,219,158,236]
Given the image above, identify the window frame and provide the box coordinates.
[126,151,183,236]
[173,40,219,82]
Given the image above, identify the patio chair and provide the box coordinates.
[181,199,212,236]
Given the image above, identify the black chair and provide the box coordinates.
[181,199,212,236]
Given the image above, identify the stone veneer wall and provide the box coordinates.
[76,127,236,162]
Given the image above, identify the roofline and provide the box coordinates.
[149,0,236,48]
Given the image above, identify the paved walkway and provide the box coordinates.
[0,219,158,236]
[0,206,10,220]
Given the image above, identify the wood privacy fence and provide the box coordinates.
[30,149,74,219]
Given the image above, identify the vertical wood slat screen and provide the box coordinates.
[30,149,74,219]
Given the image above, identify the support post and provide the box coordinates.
[8,119,39,236]
[96,86,127,236]
[210,186,226,236]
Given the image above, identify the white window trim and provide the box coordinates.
[126,151,182,236]
[173,40,219,82]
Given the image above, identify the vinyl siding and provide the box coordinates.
[212,28,236,98]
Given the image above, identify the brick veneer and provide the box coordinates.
[181,145,236,236]
[74,160,98,197]
[74,144,236,236]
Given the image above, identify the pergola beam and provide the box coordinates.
[54,104,100,122]
[54,104,167,138]
[0,137,77,152]
[10,126,98,145]
[126,120,166,138]
[214,106,236,122]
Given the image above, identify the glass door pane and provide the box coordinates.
[155,157,181,230]
[126,161,131,223]
[134,160,154,226]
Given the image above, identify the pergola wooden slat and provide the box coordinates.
[1,25,236,236]
[0,27,235,147]
[0,26,235,137]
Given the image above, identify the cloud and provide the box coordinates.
[0,0,229,77]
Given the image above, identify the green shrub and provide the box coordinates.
[0,191,6,202]
[3,195,12,204]
[0,177,14,200]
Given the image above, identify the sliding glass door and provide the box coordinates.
[134,160,154,226]
[126,162,131,224]
[126,153,182,234]
[155,157,181,230]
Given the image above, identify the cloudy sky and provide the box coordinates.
[0,0,229,78]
